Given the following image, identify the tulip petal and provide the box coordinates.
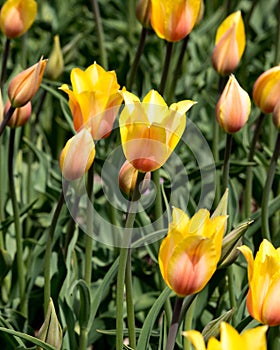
[242,325,268,349]
[262,273,280,326]
[182,330,206,350]
[220,322,242,349]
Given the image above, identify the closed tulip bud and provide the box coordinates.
[45,35,64,80]
[150,0,201,42]
[216,75,251,133]
[273,99,280,130]
[136,0,151,27]
[8,57,47,108]
[252,65,280,113]
[60,128,95,181]
[0,0,37,39]
[239,239,280,326]
[212,11,245,76]
[4,100,32,127]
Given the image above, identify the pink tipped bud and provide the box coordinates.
[5,100,32,127]
[273,99,280,130]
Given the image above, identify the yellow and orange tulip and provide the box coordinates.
[158,207,227,297]
[184,322,268,350]
[212,11,245,76]
[216,74,251,133]
[60,62,123,140]
[0,0,37,39]
[119,89,195,173]
[239,239,280,326]
[252,65,280,114]
[150,0,201,42]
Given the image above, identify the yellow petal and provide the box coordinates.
[220,322,242,349]
[241,325,268,349]
[182,330,206,350]
[262,272,280,326]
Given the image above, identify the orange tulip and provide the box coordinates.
[60,62,123,140]
[252,65,280,113]
[0,0,37,39]
[4,100,32,127]
[212,11,245,76]
[216,75,251,133]
[150,0,201,42]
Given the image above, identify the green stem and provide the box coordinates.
[159,41,174,95]
[44,189,65,316]
[0,38,10,93]
[244,0,258,32]
[0,106,16,137]
[261,132,280,241]
[244,113,265,217]
[127,0,135,44]
[8,128,26,315]
[183,297,196,350]
[126,27,148,90]
[91,0,108,69]
[165,297,184,350]
[222,133,233,194]
[227,265,237,326]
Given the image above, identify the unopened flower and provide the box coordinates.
[273,99,280,130]
[45,35,64,80]
[150,0,202,42]
[8,57,47,108]
[212,11,245,76]
[119,89,195,172]
[136,0,151,27]
[0,0,37,39]
[5,100,32,127]
[239,239,280,326]
[216,75,251,133]
[252,65,280,114]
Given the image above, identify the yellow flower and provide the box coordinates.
[150,0,201,42]
[158,207,227,296]
[0,0,37,39]
[183,322,268,350]
[60,62,123,140]
[60,128,95,181]
[216,75,251,133]
[239,239,280,326]
[8,57,47,108]
[212,11,245,76]
[252,65,280,114]
[119,89,195,173]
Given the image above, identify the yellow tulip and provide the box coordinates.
[239,239,280,326]
[150,0,201,42]
[212,11,245,76]
[158,207,227,296]
[60,62,123,140]
[216,75,251,133]
[252,65,280,114]
[0,0,37,39]
[119,89,195,173]
[183,322,268,350]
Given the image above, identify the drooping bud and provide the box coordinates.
[5,100,32,127]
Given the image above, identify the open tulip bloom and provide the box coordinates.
[119,90,196,173]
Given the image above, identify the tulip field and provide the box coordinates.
[0,0,280,349]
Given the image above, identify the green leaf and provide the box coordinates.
[72,280,91,330]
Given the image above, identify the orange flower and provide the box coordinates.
[216,75,251,133]
[150,0,201,42]
[212,11,245,76]
[60,62,123,140]
[4,100,32,127]
[0,0,37,39]
[252,65,280,114]
[8,57,47,108]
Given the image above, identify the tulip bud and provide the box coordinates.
[60,128,95,181]
[37,298,63,350]
[212,11,245,76]
[273,99,280,130]
[8,57,47,108]
[0,0,37,39]
[4,100,32,127]
[45,35,64,81]
[252,65,280,114]
[216,75,251,133]
[136,0,151,27]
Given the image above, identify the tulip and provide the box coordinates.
[119,89,195,173]
[45,35,64,80]
[158,206,227,296]
[216,75,251,133]
[0,0,37,39]
[212,11,245,76]
[239,239,280,326]
[4,100,32,127]
[183,322,268,350]
[273,99,280,130]
[136,0,151,28]
[252,65,280,114]
[60,128,95,181]
[150,0,201,42]
[60,62,123,140]
[8,57,47,108]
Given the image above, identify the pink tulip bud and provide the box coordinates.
[4,100,32,127]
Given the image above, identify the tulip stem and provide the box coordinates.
[261,132,280,241]
[91,0,108,69]
[159,41,173,95]
[44,188,66,316]
[0,38,10,93]
[8,128,26,316]
[0,105,16,137]
[222,133,233,194]
[244,112,265,218]
[165,297,184,350]
[227,265,237,326]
